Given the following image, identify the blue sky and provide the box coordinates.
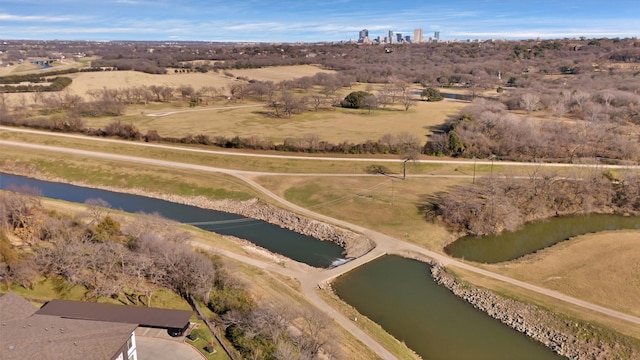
[1,0,638,42]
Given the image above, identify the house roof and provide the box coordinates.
[0,292,38,323]
[0,293,136,360]
[36,299,193,329]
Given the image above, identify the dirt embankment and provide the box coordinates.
[430,265,638,360]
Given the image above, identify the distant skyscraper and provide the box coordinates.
[396,33,403,43]
[434,31,440,41]
[389,30,395,43]
[359,29,369,41]
[414,28,424,43]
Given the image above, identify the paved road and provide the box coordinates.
[2,135,640,360]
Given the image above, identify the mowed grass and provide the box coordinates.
[483,231,640,318]
[256,175,463,251]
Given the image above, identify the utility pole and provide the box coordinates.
[472,157,477,184]
[403,158,409,180]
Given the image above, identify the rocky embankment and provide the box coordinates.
[430,265,638,360]
[166,196,374,258]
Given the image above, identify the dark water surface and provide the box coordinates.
[333,255,565,360]
[0,173,345,267]
[446,215,640,263]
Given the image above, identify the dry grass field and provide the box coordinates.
[484,231,640,318]
[63,65,333,99]
[85,97,465,144]
[64,70,243,97]
[226,64,335,82]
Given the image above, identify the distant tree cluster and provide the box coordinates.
[0,69,76,93]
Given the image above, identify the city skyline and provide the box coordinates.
[1,0,638,42]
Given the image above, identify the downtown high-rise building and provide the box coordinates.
[413,28,424,43]
[359,29,369,41]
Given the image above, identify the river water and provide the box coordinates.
[333,255,565,360]
[0,173,345,268]
[446,214,640,263]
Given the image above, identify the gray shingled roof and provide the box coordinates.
[36,299,193,329]
[0,292,38,323]
[0,293,136,360]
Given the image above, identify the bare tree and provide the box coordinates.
[364,94,378,115]
[85,198,111,225]
[400,92,416,111]
[519,93,540,113]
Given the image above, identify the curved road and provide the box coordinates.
[2,135,640,359]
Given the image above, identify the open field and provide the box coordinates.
[483,231,640,318]
[2,65,334,105]
[65,70,243,98]
[83,97,466,144]
[226,64,335,82]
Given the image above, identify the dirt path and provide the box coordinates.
[2,126,639,169]
[145,104,263,117]
[2,135,640,360]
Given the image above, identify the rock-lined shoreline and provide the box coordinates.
[430,265,638,360]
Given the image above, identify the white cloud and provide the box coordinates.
[0,13,71,22]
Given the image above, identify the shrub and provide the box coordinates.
[341,91,372,109]
[421,87,444,101]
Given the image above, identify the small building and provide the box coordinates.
[0,293,193,360]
